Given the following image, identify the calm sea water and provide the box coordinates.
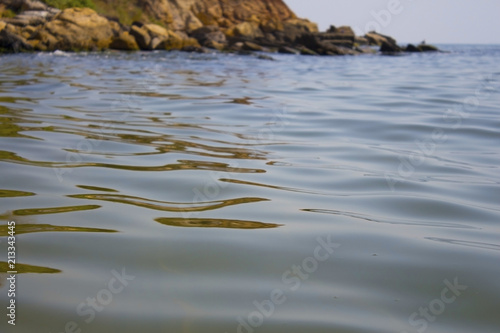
[1,45,499,333]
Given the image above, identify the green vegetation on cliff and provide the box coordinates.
[93,0,145,25]
[40,0,145,25]
[42,0,95,10]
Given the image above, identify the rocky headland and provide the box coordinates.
[0,0,439,55]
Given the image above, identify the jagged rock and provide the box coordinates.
[355,36,369,45]
[157,34,199,50]
[135,0,295,32]
[129,23,198,50]
[227,21,264,39]
[110,31,139,51]
[189,25,226,48]
[3,10,51,27]
[324,25,355,47]
[20,24,36,39]
[380,41,402,54]
[0,28,32,52]
[278,45,300,55]
[242,41,263,52]
[295,33,320,51]
[130,25,151,49]
[203,39,223,50]
[0,21,6,32]
[281,18,318,43]
[298,46,317,56]
[28,28,57,50]
[365,31,397,46]
[143,23,169,39]
[187,0,295,31]
[405,44,419,52]
[260,19,283,34]
[405,43,439,53]
[418,44,439,52]
[295,33,350,55]
[1,0,407,57]
[4,22,19,34]
[30,8,119,51]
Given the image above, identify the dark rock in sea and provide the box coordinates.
[418,44,439,52]
[322,25,356,48]
[298,46,318,56]
[278,46,300,55]
[190,25,226,49]
[405,43,420,52]
[365,31,397,46]
[256,54,274,61]
[380,41,403,54]
[296,33,352,55]
[405,43,440,53]
[281,18,318,43]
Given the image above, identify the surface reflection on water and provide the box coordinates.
[155,217,282,229]
[0,48,499,332]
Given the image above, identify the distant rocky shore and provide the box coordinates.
[0,0,439,55]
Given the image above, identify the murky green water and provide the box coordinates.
[1,46,499,333]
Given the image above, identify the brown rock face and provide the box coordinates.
[137,0,296,32]
[30,8,119,51]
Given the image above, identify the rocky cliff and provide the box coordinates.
[136,0,296,31]
[0,0,438,54]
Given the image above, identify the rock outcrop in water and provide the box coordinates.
[0,0,440,55]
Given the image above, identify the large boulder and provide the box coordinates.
[295,33,351,55]
[190,25,226,49]
[30,8,120,51]
[380,41,402,54]
[278,45,300,55]
[129,25,151,49]
[405,43,439,53]
[418,44,439,52]
[365,31,397,46]
[226,21,264,40]
[281,18,318,43]
[110,31,139,50]
[190,25,227,46]
[320,25,355,48]
[129,22,199,50]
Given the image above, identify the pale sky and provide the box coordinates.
[284,0,500,44]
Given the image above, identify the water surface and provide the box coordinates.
[1,45,499,333]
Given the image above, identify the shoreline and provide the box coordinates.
[0,0,440,55]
